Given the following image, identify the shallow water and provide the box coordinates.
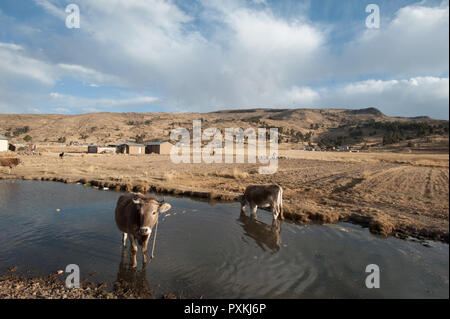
[0,180,448,298]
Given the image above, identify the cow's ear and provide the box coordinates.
[159,202,171,213]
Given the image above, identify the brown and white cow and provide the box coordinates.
[115,192,171,265]
[0,158,22,174]
[236,184,284,221]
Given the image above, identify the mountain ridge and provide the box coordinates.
[0,107,448,150]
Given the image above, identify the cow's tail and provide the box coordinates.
[278,186,284,220]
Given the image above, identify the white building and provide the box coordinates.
[0,134,8,152]
[337,145,350,152]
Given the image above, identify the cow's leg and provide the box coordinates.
[273,210,279,221]
[128,234,138,253]
[129,251,137,268]
[122,233,128,247]
[270,202,279,221]
[279,204,284,220]
[267,201,276,221]
[240,200,248,216]
[240,202,246,216]
[251,204,257,218]
[141,236,150,265]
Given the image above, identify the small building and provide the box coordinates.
[88,145,116,154]
[145,141,173,154]
[337,145,350,152]
[117,142,145,155]
[88,145,99,153]
[0,134,8,152]
[98,147,116,154]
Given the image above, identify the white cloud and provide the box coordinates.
[319,77,449,119]
[340,3,449,77]
[0,42,122,88]
[49,92,63,98]
[52,107,70,113]
[33,0,65,20]
[252,0,267,4]
[27,107,43,114]
[57,63,122,86]
[92,96,159,107]
[0,43,24,51]
[284,86,320,106]
[0,42,56,85]
[1,0,448,118]
[41,93,159,112]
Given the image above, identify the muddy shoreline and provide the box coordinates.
[0,266,180,299]
[0,173,448,243]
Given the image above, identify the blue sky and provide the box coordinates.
[0,0,448,118]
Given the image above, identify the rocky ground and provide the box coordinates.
[0,265,180,299]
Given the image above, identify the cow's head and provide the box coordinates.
[132,196,171,236]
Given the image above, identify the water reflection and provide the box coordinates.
[114,248,153,298]
[238,212,282,253]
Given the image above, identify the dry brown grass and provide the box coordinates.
[282,150,449,167]
[162,170,177,182]
[213,168,250,179]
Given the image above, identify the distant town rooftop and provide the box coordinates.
[145,141,170,145]
[120,142,145,146]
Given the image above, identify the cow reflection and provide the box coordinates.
[114,248,153,298]
[238,213,282,253]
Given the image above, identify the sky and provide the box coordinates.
[0,0,448,119]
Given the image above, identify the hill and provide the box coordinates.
[0,107,448,152]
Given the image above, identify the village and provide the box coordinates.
[0,134,174,156]
[1,133,358,156]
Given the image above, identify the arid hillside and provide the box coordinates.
[0,108,448,152]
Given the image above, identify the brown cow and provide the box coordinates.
[237,184,284,221]
[0,158,22,174]
[115,192,171,266]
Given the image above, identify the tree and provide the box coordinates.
[23,135,32,142]
[135,134,146,144]
[13,126,30,136]
[304,132,313,142]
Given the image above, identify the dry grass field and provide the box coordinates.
[1,148,448,242]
